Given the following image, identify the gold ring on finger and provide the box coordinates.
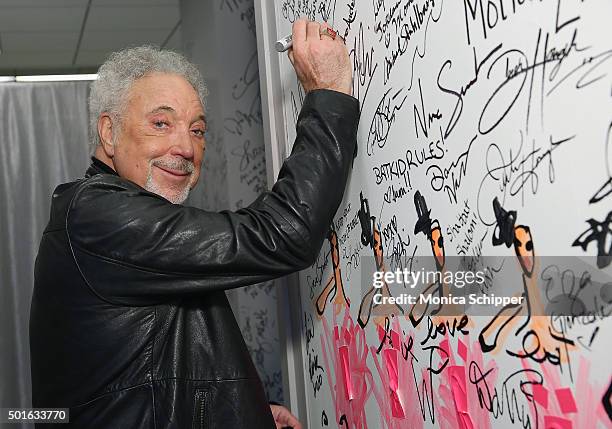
[319,26,338,40]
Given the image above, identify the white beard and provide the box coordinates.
[144,157,196,204]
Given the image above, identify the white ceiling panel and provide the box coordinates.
[0,51,73,69]
[73,50,113,67]
[0,0,87,6]
[2,32,79,53]
[92,0,176,5]
[0,7,85,32]
[86,6,179,31]
[0,0,180,73]
[80,29,166,51]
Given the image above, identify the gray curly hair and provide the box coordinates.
[88,45,207,148]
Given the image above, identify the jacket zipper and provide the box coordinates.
[193,389,209,429]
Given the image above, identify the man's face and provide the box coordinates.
[110,72,206,204]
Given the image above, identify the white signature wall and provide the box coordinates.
[269,0,612,427]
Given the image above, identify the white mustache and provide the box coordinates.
[152,158,195,174]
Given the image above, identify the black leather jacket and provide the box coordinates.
[30,89,359,428]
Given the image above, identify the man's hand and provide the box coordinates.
[270,404,302,429]
[288,19,352,96]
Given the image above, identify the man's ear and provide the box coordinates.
[98,113,116,158]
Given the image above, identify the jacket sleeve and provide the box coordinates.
[66,89,359,305]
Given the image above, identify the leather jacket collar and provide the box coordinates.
[85,156,118,178]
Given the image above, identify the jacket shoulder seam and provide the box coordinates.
[65,177,127,307]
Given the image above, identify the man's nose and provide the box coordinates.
[169,126,195,159]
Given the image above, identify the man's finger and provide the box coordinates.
[292,18,307,43]
[306,20,320,41]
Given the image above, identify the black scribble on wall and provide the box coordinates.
[321,409,329,426]
[350,22,378,114]
[492,197,518,248]
[603,379,612,422]
[572,211,612,269]
[590,121,612,204]
[468,361,541,429]
[366,87,407,157]
[591,178,612,204]
[413,78,442,140]
[491,197,535,278]
[426,135,478,204]
[356,192,404,328]
[414,190,433,238]
[409,191,452,326]
[378,0,443,88]
[358,191,374,249]
[437,43,502,139]
[414,190,445,271]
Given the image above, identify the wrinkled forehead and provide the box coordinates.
[125,72,205,116]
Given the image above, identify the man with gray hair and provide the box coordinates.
[30,19,358,428]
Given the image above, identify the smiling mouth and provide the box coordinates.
[154,164,191,178]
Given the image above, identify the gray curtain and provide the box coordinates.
[0,81,91,426]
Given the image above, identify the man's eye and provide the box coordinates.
[153,120,169,128]
[192,129,205,137]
